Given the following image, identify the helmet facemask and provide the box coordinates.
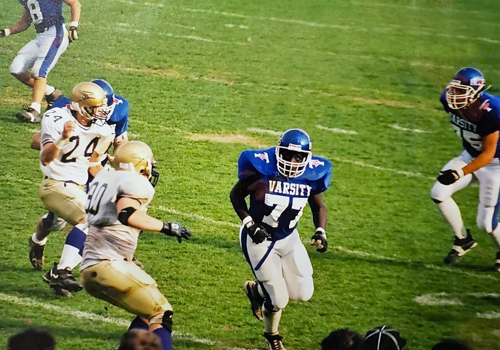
[276,146,311,178]
[445,79,485,110]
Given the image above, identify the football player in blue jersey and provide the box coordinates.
[431,67,500,270]
[1,0,81,123]
[30,79,129,151]
[230,128,332,350]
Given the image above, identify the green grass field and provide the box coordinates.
[2,0,500,349]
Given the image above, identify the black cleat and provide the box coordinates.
[16,107,40,123]
[43,262,83,295]
[244,280,264,321]
[29,237,44,271]
[443,231,477,264]
[45,89,63,108]
[263,332,286,350]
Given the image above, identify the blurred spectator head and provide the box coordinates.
[8,328,56,350]
[321,328,366,350]
[431,339,471,350]
[118,329,162,350]
[364,325,407,350]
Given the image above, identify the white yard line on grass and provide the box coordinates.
[0,293,252,348]
[316,125,358,135]
[391,124,430,133]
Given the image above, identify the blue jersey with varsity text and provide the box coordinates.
[440,91,500,158]
[51,95,129,137]
[238,147,332,241]
[19,0,65,33]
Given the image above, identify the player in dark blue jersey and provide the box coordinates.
[230,128,332,350]
[431,67,500,270]
[1,0,81,123]
[30,79,129,151]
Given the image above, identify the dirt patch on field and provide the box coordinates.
[188,133,269,147]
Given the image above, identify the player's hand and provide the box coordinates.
[69,26,78,42]
[310,229,328,253]
[437,169,461,185]
[62,120,76,139]
[247,222,269,244]
[0,29,7,38]
[161,222,191,243]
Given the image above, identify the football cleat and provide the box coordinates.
[28,237,44,271]
[263,332,287,350]
[244,280,264,321]
[45,89,64,108]
[494,252,500,273]
[16,107,40,123]
[443,232,477,264]
[43,262,83,295]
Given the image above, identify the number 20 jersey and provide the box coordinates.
[238,147,332,241]
[40,106,114,185]
[440,91,500,158]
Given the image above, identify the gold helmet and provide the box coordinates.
[111,141,155,179]
[70,82,106,125]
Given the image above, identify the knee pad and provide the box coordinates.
[162,310,173,332]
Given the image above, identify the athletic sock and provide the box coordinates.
[58,224,87,270]
[30,102,41,113]
[45,85,55,95]
[437,198,467,239]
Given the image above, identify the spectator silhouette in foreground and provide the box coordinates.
[364,326,407,350]
[321,328,366,350]
[431,339,471,350]
[118,329,162,350]
[8,328,56,350]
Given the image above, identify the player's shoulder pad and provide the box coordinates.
[305,155,332,180]
[50,96,71,110]
[238,147,276,179]
[482,93,500,116]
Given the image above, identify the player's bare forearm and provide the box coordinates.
[7,9,32,34]
[309,193,327,229]
[63,0,82,22]
[116,197,163,232]
[462,131,498,175]
[40,144,60,166]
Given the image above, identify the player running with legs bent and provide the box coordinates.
[230,128,332,350]
[81,141,191,350]
[1,0,81,123]
[29,82,114,296]
[431,67,500,270]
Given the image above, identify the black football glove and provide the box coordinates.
[310,229,328,253]
[68,26,78,42]
[246,222,269,244]
[161,222,191,243]
[437,169,460,185]
[0,30,6,38]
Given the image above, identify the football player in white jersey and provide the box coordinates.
[81,141,191,350]
[28,81,114,296]
[1,0,81,123]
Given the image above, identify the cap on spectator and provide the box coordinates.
[364,325,407,350]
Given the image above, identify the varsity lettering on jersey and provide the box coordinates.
[238,147,332,240]
[440,91,500,158]
[51,95,129,138]
[40,106,114,185]
[81,169,155,270]
[19,0,65,33]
